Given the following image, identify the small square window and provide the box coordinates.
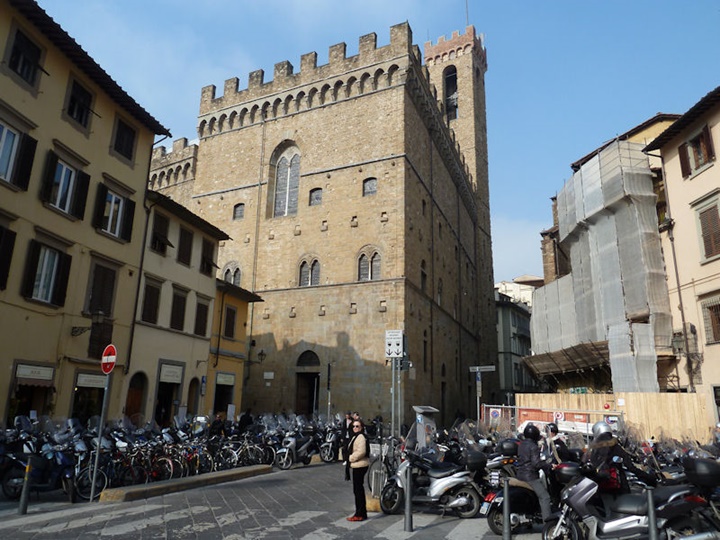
[363,177,377,197]
[9,30,41,87]
[309,188,322,206]
[113,118,136,160]
[233,203,245,220]
[67,80,93,128]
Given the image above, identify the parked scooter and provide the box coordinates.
[275,416,322,470]
[320,416,342,463]
[379,447,485,518]
[2,417,76,503]
[542,460,718,540]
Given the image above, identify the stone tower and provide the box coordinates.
[424,28,498,397]
[150,23,494,427]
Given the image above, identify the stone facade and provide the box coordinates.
[151,23,495,427]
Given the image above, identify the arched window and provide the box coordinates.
[233,268,240,286]
[421,260,427,293]
[358,250,381,281]
[273,148,300,217]
[233,203,245,220]
[310,260,320,286]
[444,65,458,121]
[363,177,377,197]
[371,253,381,280]
[299,259,320,287]
[299,261,309,286]
[309,188,322,206]
[224,269,232,282]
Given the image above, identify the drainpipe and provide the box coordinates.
[125,134,168,376]
[655,154,694,392]
[214,288,226,368]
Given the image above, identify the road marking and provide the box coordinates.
[446,517,486,539]
[0,503,165,531]
[278,510,326,527]
[374,513,437,539]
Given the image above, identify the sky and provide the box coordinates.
[35,0,720,283]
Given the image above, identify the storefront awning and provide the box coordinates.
[15,377,53,387]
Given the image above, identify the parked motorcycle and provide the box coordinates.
[379,448,485,518]
[275,416,322,470]
[320,417,341,463]
[542,460,719,540]
[2,417,76,503]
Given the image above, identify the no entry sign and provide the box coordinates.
[101,344,117,374]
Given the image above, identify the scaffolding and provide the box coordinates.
[530,141,673,392]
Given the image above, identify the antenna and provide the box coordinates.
[466,0,469,26]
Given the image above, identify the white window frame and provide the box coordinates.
[33,245,59,302]
[0,120,19,182]
[51,158,76,213]
[103,189,125,237]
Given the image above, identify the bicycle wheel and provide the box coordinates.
[75,467,108,501]
[367,458,382,491]
[149,457,173,482]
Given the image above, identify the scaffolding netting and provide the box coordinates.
[529,141,672,391]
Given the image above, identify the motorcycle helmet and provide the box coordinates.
[546,422,559,434]
[592,421,612,439]
[523,423,540,442]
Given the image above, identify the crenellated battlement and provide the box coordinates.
[199,22,416,114]
[149,137,198,200]
[423,26,487,71]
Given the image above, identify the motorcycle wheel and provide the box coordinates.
[320,445,336,463]
[542,517,583,540]
[302,456,312,466]
[665,516,707,537]
[1,466,25,500]
[487,505,521,536]
[275,451,293,470]
[379,483,404,514]
[452,486,482,518]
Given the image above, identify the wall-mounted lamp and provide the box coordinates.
[257,349,266,363]
[71,311,105,337]
[196,358,208,368]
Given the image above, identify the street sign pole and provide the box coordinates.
[469,365,495,425]
[90,370,111,502]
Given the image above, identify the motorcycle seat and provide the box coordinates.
[610,484,692,515]
[427,463,464,479]
[508,477,534,491]
[609,494,647,515]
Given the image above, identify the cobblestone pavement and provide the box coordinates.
[0,462,542,539]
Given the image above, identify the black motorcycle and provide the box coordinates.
[2,418,76,503]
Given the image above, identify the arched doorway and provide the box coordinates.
[125,372,147,427]
[296,351,320,415]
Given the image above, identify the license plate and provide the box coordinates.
[480,502,490,515]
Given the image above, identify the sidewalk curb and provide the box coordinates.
[99,464,272,502]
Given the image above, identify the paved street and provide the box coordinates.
[0,462,542,539]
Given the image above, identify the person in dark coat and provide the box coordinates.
[545,422,572,464]
[340,411,353,463]
[583,421,657,494]
[516,423,552,521]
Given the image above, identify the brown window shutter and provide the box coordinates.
[12,133,36,190]
[703,125,716,162]
[700,205,720,258]
[0,226,16,290]
[679,143,691,177]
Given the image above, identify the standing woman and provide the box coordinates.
[346,419,370,521]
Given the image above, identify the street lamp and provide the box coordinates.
[71,311,105,337]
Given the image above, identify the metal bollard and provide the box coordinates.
[404,464,413,532]
[18,457,36,515]
[503,476,511,540]
[646,487,658,540]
